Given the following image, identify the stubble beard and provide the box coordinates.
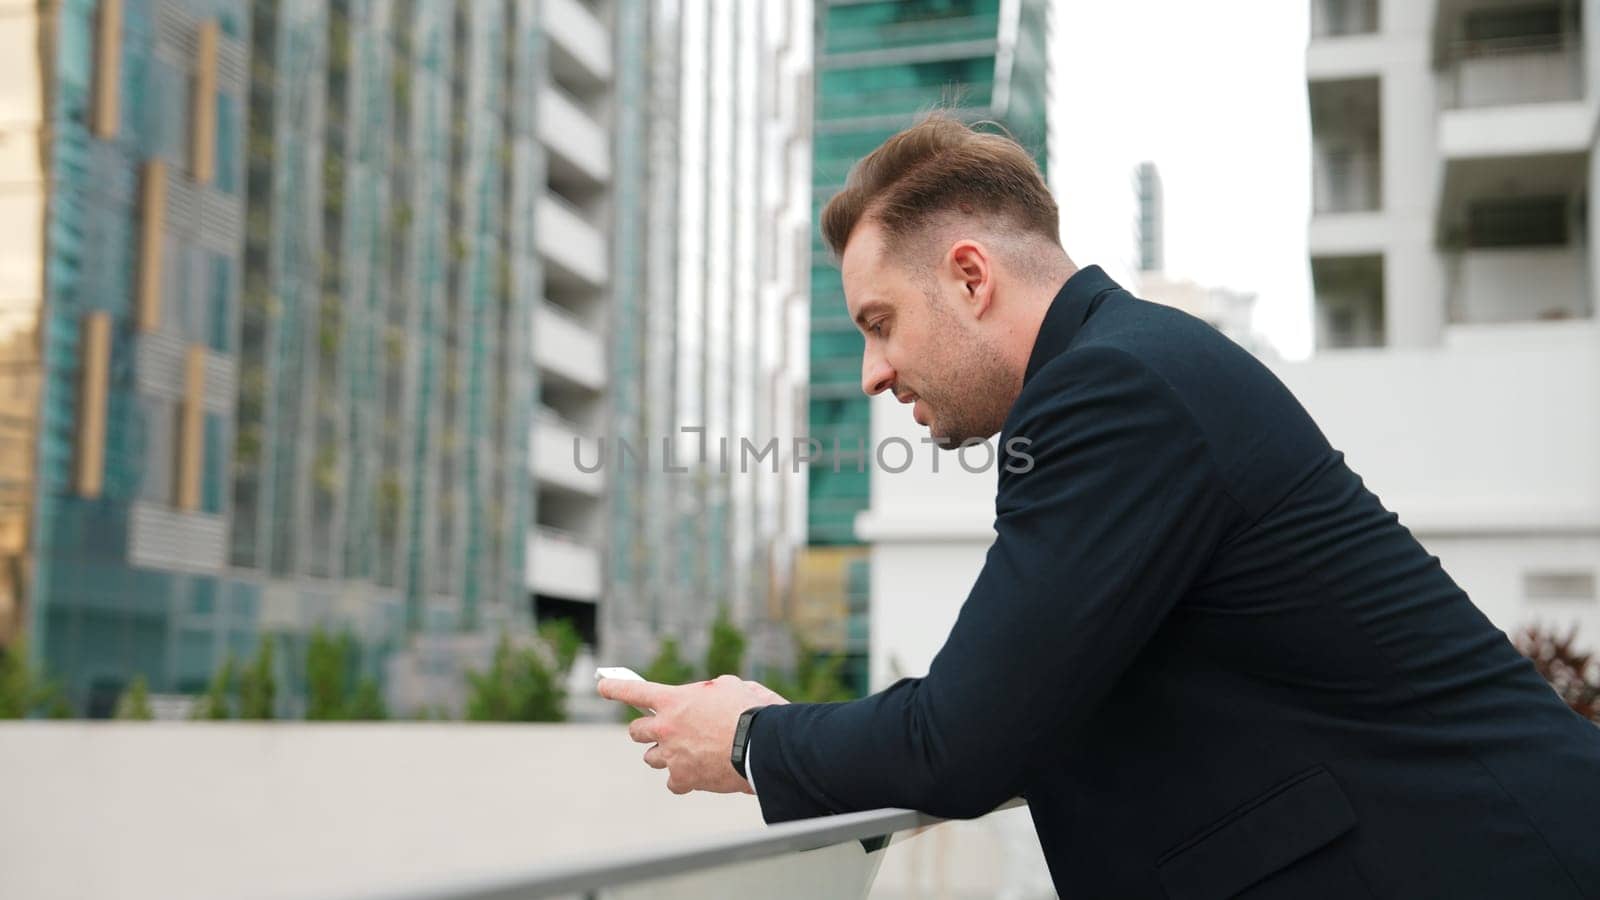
[919,309,1018,450]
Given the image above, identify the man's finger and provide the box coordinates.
[643,744,667,769]
[628,716,660,744]
[597,677,670,710]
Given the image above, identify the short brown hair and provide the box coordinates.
[820,112,1059,260]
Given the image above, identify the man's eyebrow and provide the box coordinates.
[853,299,890,332]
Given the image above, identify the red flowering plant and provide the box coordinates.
[1514,624,1600,724]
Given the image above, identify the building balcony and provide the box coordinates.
[1438,34,1582,110]
[1306,40,1387,81]
[1311,255,1385,350]
[1312,147,1381,215]
[539,82,611,188]
[1446,245,1590,325]
[1438,151,1591,325]
[1431,14,1591,157]
[1312,0,1378,38]
[526,525,601,601]
[531,407,603,496]
[544,0,612,90]
[1309,77,1380,214]
[536,192,609,290]
[535,299,606,391]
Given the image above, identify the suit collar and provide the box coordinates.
[1023,265,1123,386]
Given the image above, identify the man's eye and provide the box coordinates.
[869,321,886,338]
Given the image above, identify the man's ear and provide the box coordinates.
[948,240,994,317]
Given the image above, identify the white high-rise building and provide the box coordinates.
[1283,0,1600,645]
[392,0,813,715]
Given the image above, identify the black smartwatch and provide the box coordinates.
[730,705,767,779]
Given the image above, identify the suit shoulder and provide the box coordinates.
[1043,291,1336,516]
[1080,293,1257,379]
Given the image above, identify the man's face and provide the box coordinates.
[840,220,1013,448]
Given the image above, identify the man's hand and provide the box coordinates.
[598,674,789,795]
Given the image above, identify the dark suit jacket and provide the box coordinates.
[749,267,1600,899]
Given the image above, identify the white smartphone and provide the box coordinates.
[594,666,646,683]
[595,666,654,714]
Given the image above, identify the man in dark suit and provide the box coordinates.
[599,113,1600,898]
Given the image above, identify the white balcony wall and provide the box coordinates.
[527,527,602,600]
[544,0,612,83]
[532,410,604,496]
[1272,326,1600,533]
[1308,211,1391,256]
[1438,101,1593,159]
[539,83,611,184]
[1306,36,1387,79]
[535,300,606,390]
[537,193,609,288]
[1442,49,1582,109]
[1448,246,1590,324]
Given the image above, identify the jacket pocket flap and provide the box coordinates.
[1157,767,1357,900]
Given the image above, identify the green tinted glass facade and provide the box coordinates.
[27,0,258,716]
[809,0,1052,545]
[22,0,545,715]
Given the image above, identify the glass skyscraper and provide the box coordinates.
[1,0,609,716]
[3,0,262,716]
[1,0,816,715]
[802,0,1051,691]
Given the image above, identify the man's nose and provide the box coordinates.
[862,351,895,397]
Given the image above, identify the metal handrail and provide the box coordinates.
[1449,32,1573,60]
[349,800,1024,900]
[1439,38,1582,109]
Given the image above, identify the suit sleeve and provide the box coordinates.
[748,346,1240,822]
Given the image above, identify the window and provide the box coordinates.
[1463,6,1563,48]
[1466,196,1569,248]
[1313,0,1379,38]
[76,313,111,497]
[215,93,239,195]
[201,413,224,514]
[1525,571,1597,603]
[209,254,232,351]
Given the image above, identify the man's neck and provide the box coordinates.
[1007,262,1079,377]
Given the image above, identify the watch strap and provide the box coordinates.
[730,705,767,779]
